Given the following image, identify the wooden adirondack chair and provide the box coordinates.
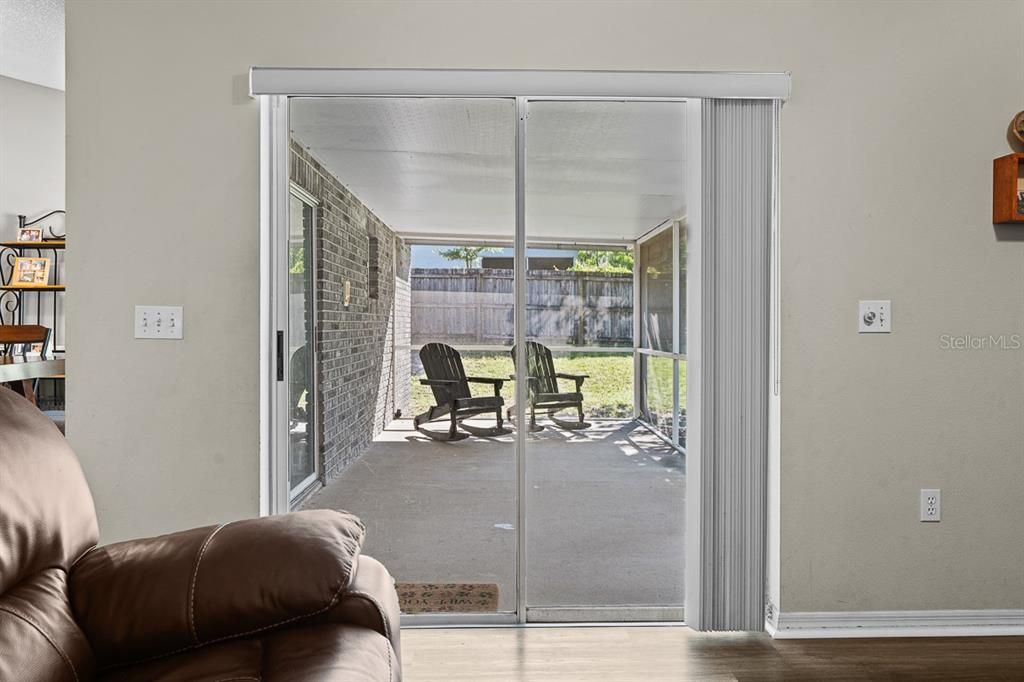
[414,342,511,441]
[510,341,590,431]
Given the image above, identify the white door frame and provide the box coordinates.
[255,68,788,627]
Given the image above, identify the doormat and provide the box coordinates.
[396,583,499,613]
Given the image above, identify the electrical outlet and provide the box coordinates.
[134,305,183,339]
[920,488,941,522]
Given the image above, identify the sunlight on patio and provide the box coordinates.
[303,418,685,613]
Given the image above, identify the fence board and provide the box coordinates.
[410,268,633,347]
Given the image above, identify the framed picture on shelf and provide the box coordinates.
[17,227,43,242]
[9,257,51,287]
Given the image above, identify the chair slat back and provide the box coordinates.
[419,343,471,404]
[511,341,559,397]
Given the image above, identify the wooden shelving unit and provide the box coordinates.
[1,284,65,291]
[992,153,1024,224]
[0,240,66,250]
[1,221,66,410]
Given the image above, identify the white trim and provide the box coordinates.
[514,96,528,624]
[634,217,674,246]
[632,241,641,420]
[765,100,783,626]
[682,98,704,629]
[636,348,688,360]
[250,68,791,100]
[289,182,319,208]
[397,234,633,250]
[398,344,630,355]
[671,220,681,447]
[264,95,291,516]
[768,609,1024,639]
[527,606,684,623]
[402,613,519,627]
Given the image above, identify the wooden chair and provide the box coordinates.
[510,341,590,431]
[0,325,51,406]
[414,342,511,441]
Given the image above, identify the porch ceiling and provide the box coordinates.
[290,98,686,243]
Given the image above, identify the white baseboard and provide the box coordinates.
[766,609,1024,639]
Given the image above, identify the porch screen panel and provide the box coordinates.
[693,98,775,631]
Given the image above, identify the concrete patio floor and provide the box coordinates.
[303,418,685,614]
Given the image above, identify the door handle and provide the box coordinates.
[276,330,284,381]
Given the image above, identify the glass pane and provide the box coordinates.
[641,354,675,440]
[525,99,685,616]
[291,97,518,615]
[678,221,687,356]
[640,227,674,351]
[288,193,316,492]
[677,357,687,450]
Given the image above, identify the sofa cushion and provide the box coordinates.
[97,638,262,682]
[262,623,398,682]
[71,509,366,668]
[96,625,396,682]
[0,389,98,595]
[0,568,95,682]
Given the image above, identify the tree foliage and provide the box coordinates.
[436,246,497,268]
[569,250,634,273]
[289,245,305,274]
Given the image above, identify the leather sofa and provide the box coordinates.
[0,388,401,681]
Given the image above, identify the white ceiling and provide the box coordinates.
[290,98,686,243]
[0,0,64,90]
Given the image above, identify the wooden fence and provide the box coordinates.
[410,268,633,347]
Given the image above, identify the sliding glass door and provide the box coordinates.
[269,93,692,624]
[286,96,519,621]
[523,100,687,621]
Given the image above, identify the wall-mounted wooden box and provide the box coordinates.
[992,153,1024,224]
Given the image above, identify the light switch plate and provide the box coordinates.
[859,300,891,333]
[135,305,183,339]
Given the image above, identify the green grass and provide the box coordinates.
[411,352,646,418]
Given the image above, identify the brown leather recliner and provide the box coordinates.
[0,388,401,681]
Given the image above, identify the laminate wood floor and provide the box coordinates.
[401,626,1024,681]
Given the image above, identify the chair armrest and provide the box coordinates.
[69,510,365,669]
[555,372,587,390]
[466,376,504,396]
[465,376,504,386]
[419,378,458,386]
[321,555,402,667]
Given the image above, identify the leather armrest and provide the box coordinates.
[321,555,402,666]
[69,510,365,669]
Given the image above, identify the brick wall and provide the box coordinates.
[393,246,412,417]
[290,140,411,480]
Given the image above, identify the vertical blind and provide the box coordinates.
[693,98,777,631]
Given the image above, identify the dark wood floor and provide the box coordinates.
[402,627,1024,681]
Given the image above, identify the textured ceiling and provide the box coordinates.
[290,98,686,243]
[0,0,64,90]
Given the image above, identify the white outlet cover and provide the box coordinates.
[859,300,891,333]
[920,488,941,522]
[135,305,183,339]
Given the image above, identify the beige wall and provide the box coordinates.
[66,0,1023,612]
[0,76,64,241]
